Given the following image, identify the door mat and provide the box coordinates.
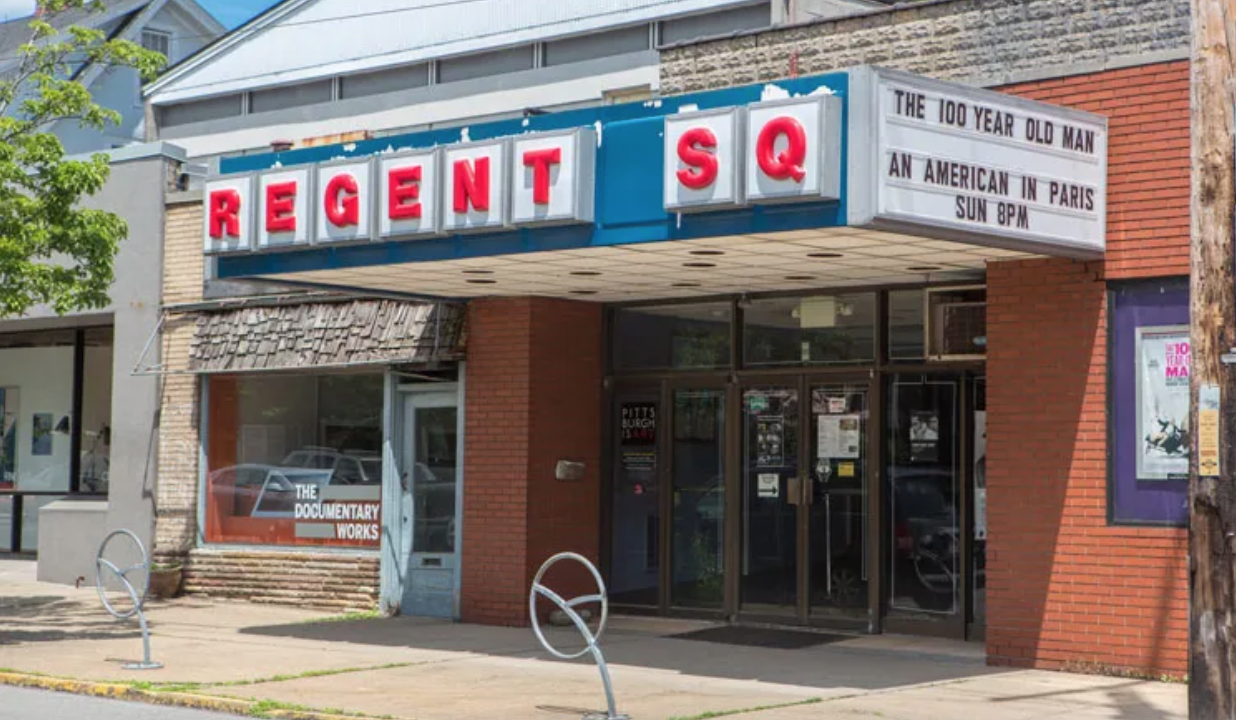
[670,626,850,649]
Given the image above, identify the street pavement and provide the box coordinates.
[0,558,1187,720]
[0,686,235,719]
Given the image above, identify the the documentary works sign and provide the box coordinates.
[850,67,1108,257]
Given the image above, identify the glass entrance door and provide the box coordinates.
[738,379,872,624]
[808,383,869,622]
[739,386,800,616]
[884,375,964,635]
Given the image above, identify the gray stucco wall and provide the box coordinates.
[660,0,1190,93]
[29,145,179,580]
[96,151,170,553]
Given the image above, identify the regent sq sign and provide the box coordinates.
[664,95,843,211]
[204,127,597,253]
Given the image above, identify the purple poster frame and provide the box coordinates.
[1108,278,1189,526]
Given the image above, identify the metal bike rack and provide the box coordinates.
[95,529,162,670]
[530,552,628,720]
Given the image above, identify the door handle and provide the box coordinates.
[787,477,802,506]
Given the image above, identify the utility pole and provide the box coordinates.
[1191,0,1236,715]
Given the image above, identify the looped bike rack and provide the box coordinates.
[95,529,162,670]
[530,552,628,720]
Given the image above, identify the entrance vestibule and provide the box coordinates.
[604,287,988,640]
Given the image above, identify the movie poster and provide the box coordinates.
[1136,326,1190,480]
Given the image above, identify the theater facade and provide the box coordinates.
[170,52,1189,676]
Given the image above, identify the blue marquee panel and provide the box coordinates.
[216,73,850,280]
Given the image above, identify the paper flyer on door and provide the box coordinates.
[817,415,860,459]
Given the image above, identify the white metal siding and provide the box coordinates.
[150,0,763,103]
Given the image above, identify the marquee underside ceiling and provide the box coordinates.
[251,228,1037,302]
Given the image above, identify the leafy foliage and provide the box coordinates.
[0,0,165,317]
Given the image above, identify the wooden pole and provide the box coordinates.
[1191,0,1236,715]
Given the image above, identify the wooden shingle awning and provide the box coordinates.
[189,299,465,374]
[131,298,465,376]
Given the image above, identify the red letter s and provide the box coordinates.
[676,127,718,190]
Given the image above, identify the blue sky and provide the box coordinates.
[0,0,279,27]
[200,0,279,28]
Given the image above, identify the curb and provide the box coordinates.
[0,672,375,720]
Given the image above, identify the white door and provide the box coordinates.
[399,390,461,618]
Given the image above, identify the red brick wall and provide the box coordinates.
[461,298,534,625]
[985,62,1189,676]
[526,299,604,607]
[461,297,602,626]
[1002,62,1189,280]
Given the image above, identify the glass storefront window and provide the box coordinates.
[743,294,875,366]
[671,388,725,608]
[0,330,76,493]
[204,372,385,548]
[612,302,732,371]
[80,327,114,494]
[609,392,660,606]
[888,290,925,361]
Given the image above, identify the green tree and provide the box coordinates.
[0,0,165,317]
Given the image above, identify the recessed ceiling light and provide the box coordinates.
[683,262,716,268]
[461,269,493,275]
[466,279,497,285]
[569,270,602,277]
[569,290,598,295]
[785,275,815,281]
[688,249,726,256]
[807,252,843,259]
[907,266,941,272]
[672,282,701,288]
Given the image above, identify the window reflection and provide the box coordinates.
[612,303,731,371]
[743,294,875,366]
[204,373,385,548]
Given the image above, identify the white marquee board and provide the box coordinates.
[848,67,1108,258]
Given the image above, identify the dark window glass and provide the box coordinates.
[888,290,925,360]
[610,392,660,606]
[544,25,650,66]
[249,80,333,114]
[659,2,769,45]
[160,95,243,127]
[612,302,731,371]
[743,294,875,366]
[671,388,725,608]
[437,45,534,84]
[339,63,430,99]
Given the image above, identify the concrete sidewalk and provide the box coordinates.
[0,559,1185,720]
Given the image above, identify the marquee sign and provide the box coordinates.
[849,67,1108,256]
[664,95,843,211]
[204,127,598,253]
[204,68,1109,262]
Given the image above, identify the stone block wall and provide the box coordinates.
[660,0,1188,94]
